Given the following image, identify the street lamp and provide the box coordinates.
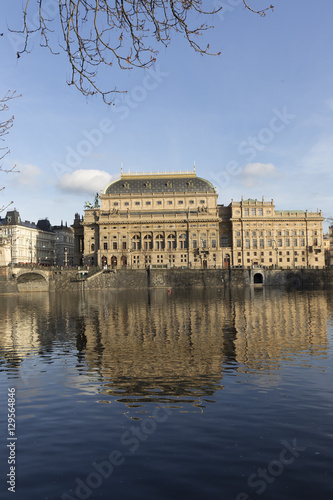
[64,247,68,267]
[271,239,278,268]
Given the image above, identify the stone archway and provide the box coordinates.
[111,255,117,268]
[16,272,49,292]
[121,255,127,268]
[253,273,264,284]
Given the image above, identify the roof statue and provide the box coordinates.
[84,193,100,210]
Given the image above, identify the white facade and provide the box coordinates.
[0,211,56,266]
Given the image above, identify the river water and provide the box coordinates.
[0,287,332,500]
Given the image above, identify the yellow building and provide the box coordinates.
[80,169,222,269]
[74,170,325,269]
[229,197,325,269]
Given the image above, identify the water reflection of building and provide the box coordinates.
[0,294,49,369]
[78,289,231,404]
[76,288,329,404]
[0,289,329,406]
[232,288,328,373]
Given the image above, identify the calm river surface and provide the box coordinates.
[0,287,333,500]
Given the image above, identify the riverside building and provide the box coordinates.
[73,169,325,269]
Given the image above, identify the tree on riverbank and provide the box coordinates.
[9,0,273,104]
[0,91,20,213]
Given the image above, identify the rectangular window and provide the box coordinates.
[113,202,119,206]
[259,239,264,248]
[244,208,249,216]
[267,239,272,247]
[113,242,117,250]
[104,242,108,250]
[245,239,250,249]
[146,201,151,205]
[252,231,257,237]
[236,231,241,237]
[124,202,129,206]
[285,230,289,236]
[300,238,305,247]
[193,240,197,249]
[292,230,297,236]
[251,208,256,215]
[189,200,194,204]
[200,200,205,204]
[135,202,140,206]
[293,239,297,247]
[178,200,184,205]
[277,239,282,247]
[285,239,290,247]
[167,201,172,205]
[122,242,127,250]
[267,231,272,237]
[258,208,263,216]
[221,236,228,247]
[212,240,216,248]
[157,201,162,205]
[252,239,257,248]
[237,239,241,247]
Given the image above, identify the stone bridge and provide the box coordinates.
[12,268,53,291]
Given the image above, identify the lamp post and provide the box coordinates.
[272,239,278,269]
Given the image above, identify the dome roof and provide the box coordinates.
[105,172,215,195]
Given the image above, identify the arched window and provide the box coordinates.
[132,234,141,250]
[143,233,153,251]
[91,243,95,252]
[167,233,176,250]
[179,233,187,249]
[155,234,165,250]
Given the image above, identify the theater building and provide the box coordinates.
[74,169,325,269]
[79,169,225,269]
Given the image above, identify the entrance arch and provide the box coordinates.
[101,255,107,266]
[121,255,127,268]
[111,255,117,268]
[253,273,264,284]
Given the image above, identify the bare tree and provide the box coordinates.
[11,0,273,104]
[0,91,20,213]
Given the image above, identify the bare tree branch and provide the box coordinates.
[1,92,21,214]
[242,1,274,17]
[9,1,273,104]
[0,91,21,173]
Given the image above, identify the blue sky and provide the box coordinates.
[1,0,333,229]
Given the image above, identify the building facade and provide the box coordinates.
[73,170,325,269]
[229,197,324,269]
[53,223,74,266]
[0,210,57,266]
